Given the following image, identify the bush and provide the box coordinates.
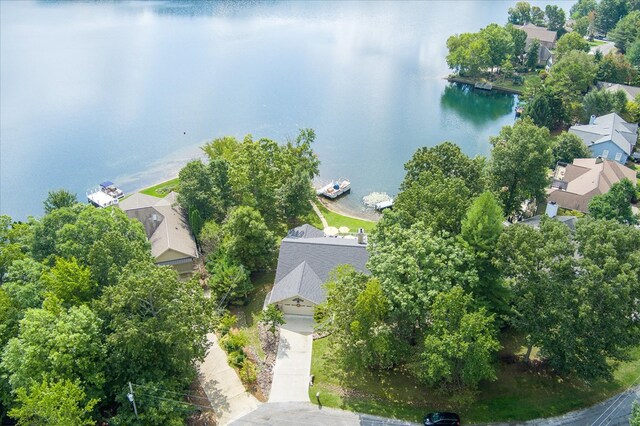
[220,330,248,353]
[228,350,246,368]
[218,313,237,336]
[239,360,257,385]
[512,75,524,85]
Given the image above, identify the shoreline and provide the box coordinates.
[445,75,524,95]
[316,197,379,223]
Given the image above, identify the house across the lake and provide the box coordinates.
[569,113,638,164]
[514,23,557,67]
[547,158,637,212]
[267,224,369,316]
[597,81,640,102]
[119,192,199,279]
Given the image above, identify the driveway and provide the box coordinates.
[198,333,261,425]
[590,41,617,56]
[268,315,315,403]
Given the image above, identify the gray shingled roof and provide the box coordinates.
[269,261,325,304]
[270,228,370,305]
[569,113,638,156]
[286,224,325,239]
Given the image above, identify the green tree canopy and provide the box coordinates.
[583,88,628,118]
[551,132,591,166]
[41,257,97,307]
[570,0,597,19]
[608,10,640,52]
[508,2,531,24]
[526,39,541,70]
[220,206,276,273]
[206,256,252,305]
[446,33,491,76]
[506,24,528,61]
[9,378,97,426]
[418,286,500,389]
[2,258,48,311]
[43,190,78,215]
[177,160,224,223]
[627,39,640,67]
[588,179,637,224]
[531,6,545,26]
[555,32,590,59]
[597,53,638,84]
[489,118,553,217]
[595,0,629,34]
[548,50,598,94]
[545,5,566,32]
[479,24,514,70]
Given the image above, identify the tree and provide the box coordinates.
[595,0,629,34]
[207,256,252,305]
[277,168,315,226]
[597,53,638,84]
[31,206,80,262]
[583,88,628,118]
[572,16,591,36]
[9,378,97,426]
[479,24,514,71]
[43,190,78,215]
[41,257,97,307]
[221,206,275,272]
[551,132,591,166]
[446,33,491,77]
[1,300,106,402]
[526,39,541,70]
[460,192,508,316]
[570,0,597,19]
[418,286,500,389]
[320,267,404,370]
[588,179,637,224]
[368,215,478,332]
[506,24,528,62]
[531,6,545,26]
[177,160,222,223]
[631,402,640,426]
[2,258,48,311]
[508,1,531,25]
[489,118,553,217]
[97,261,215,397]
[548,50,598,94]
[555,32,590,60]
[627,39,640,67]
[545,5,566,32]
[259,304,285,335]
[608,11,640,52]
[0,215,29,284]
[199,220,223,257]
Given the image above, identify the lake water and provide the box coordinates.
[0,0,566,220]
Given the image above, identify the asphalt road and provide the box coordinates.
[231,386,640,426]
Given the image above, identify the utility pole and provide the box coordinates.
[127,382,139,419]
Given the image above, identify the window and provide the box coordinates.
[615,152,622,162]
[602,150,609,159]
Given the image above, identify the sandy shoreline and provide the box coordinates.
[316,197,380,223]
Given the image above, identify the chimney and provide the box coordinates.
[356,228,365,244]
[595,156,603,164]
[589,115,596,125]
[545,201,559,218]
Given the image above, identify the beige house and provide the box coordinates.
[119,192,199,279]
[514,23,558,49]
[547,158,637,212]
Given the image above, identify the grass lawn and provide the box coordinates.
[588,40,607,47]
[315,201,376,233]
[230,271,275,361]
[491,71,538,93]
[309,335,640,424]
[140,177,180,198]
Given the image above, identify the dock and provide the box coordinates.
[374,199,394,211]
[474,81,493,91]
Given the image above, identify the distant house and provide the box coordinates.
[547,158,637,212]
[267,224,369,316]
[569,113,638,164]
[119,192,198,279]
[514,24,557,67]
[597,81,640,102]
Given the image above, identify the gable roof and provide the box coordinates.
[597,81,640,102]
[270,226,370,305]
[119,192,198,260]
[569,113,638,156]
[516,215,578,231]
[547,158,637,212]
[269,261,325,304]
[514,23,557,44]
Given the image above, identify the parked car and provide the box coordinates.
[423,412,461,426]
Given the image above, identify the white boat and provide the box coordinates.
[317,179,351,199]
[87,181,124,208]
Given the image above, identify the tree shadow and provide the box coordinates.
[440,83,516,127]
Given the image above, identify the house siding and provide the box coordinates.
[589,141,627,164]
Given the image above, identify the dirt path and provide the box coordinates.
[310,201,329,228]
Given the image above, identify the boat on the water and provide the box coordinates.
[317,179,351,199]
[87,181,125,208]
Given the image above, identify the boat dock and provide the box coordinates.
[317,179,351,199]
[474,81,493,91]
[374,199,394,211]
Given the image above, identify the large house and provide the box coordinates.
[569,113,638,164]
[514,23,557,67]
[267,224,369,316]
[547,158,637,212]
[119,192,199,279]
[597,81,640,102]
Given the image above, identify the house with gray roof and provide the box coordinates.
[569,113,638,164]
[119,192,198,279]
[597,81,640,102]
[514,23,558,49]
[268,224,369,316]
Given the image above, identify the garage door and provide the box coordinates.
[280,301,315,316]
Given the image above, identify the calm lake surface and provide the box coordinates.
[0,0,567,220]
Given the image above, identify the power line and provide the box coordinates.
[129,382,211,404]
[590,372,640,426]
[134,391,214,412]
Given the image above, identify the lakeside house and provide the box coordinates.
[119,192,198,279]
[514,23,557,67]
[569,113,638,164]
[546,158,637,212]
[267,224,369,316]
[597,81,640,102]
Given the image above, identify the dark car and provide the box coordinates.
[423,412,460,426]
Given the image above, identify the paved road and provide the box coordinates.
[268,315,315,403]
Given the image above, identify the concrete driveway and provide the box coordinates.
[268,315,315,403]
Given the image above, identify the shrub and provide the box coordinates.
[512,75,524,85]
[220,330,248,353]
[239,360,257,385]
[218,312,237,336]
[228,350,246,368]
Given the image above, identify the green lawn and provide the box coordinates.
[315,201,376,233]
[140,177,180,198]
[231,271,275,361]
[309,336,640,424]
[588,39,607,47]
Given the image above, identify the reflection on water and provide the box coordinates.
[440,83,517,126]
